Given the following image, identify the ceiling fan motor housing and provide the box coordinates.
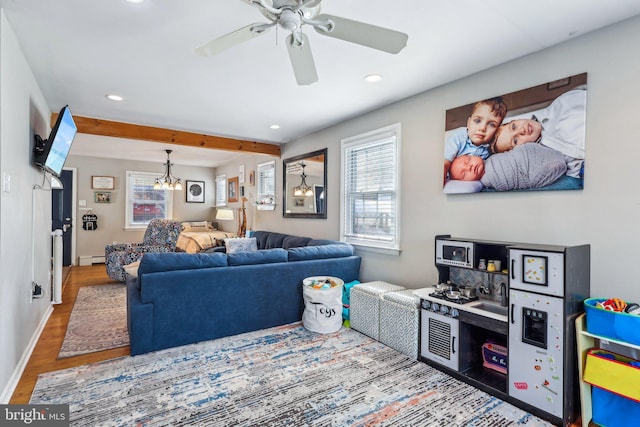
[278,9,301,31]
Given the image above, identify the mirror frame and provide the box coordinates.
[282,148,327,219]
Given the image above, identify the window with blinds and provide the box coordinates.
[256,160,276,206]
[341,124,401,252]
[125,171,173,229]
[215,175,227,207]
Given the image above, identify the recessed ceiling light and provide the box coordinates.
[106,94,124,101]
[270,124,280,129]
[126,0,145,4]
[364,74,383,83]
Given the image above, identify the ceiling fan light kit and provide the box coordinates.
[195,0,408,85]
[154,149,183,191]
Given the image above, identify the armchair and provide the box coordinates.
[105,219,182,282]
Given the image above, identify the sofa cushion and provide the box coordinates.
[265,232,289,249]
[227,248,288,266]
[139,252,228,277]
[253,231,270,250]
[288,244,354,261]
[225,237,258,253]
[282,235,312,249]
[307,239,346,246]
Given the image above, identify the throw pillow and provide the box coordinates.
[224,237,258,254]
[123,260,140,278]
[181,221,217,231]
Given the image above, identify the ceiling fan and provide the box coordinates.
[194,0,408,85]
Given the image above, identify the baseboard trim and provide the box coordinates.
[0,304,54,404]
[79,255,105,266]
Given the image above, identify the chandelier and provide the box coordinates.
[153,149,183,190]
[293,162,314,197]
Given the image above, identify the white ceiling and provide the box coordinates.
[2,0,640,167]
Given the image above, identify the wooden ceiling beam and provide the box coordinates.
[51,114,281,157]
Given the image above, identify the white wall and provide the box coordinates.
[0,11,55,402]
[266,15,640,303]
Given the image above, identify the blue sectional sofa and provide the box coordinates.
[127,232,361,355]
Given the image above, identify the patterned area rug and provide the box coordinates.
[58,284,128,358]
[35,323,552,426]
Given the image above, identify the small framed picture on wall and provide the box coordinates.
[186,180,205,203]
[92,176,114,189]
[95,192,111,203]
[239,164,245,184]
[228,177,239,202]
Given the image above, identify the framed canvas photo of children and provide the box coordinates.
[443,73,587,194]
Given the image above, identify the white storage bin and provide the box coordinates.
[350,281,405,340]
[380,289,421,359]
[302,276,344,334]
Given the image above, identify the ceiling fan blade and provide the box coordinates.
[299,0,322,8]
[286,33,318,86]
[314,14,408,54]
[194,23,268,56]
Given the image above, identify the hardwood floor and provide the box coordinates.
[10,264,129,404]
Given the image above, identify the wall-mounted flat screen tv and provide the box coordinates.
[33,105,77,177]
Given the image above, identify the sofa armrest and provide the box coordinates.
[127,275,154,356]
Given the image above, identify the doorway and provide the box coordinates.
[52,169,76,266]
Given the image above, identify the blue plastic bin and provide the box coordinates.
[592,386,640,427]
[584,298,640,345]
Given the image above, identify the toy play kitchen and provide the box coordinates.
[415,236,590,426]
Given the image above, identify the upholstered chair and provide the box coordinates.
[105,219,182,282]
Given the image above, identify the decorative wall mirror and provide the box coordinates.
[283,148,327,219]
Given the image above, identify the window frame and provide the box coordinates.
[125,171,174,230]
[340,123,401,255]
[215,174,227,207]
[256,160,276,210]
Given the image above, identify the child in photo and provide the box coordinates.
[490,88,586,178]
[443,97,507,183]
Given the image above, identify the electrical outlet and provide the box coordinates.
[32,282,44,299]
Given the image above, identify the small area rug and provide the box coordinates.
[35,323,551,426]
[58,284,128,359]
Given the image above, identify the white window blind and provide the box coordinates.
[215,175,227,207]
[256,160,276,205]
[341,124,401,252]
[125,171,173,229]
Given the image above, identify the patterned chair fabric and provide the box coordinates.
[105,219,182,282]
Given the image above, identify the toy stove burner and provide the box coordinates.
[429,291,479,304]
